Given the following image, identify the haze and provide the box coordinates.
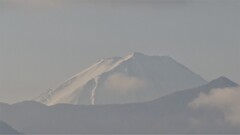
[0,0,239,103]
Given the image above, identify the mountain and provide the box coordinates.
[35,52,206,105]
[1,77,239,134]
[0,121,20,134]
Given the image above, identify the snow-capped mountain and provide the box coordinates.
[35,52,207,105]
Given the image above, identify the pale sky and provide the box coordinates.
[0,0,239,104]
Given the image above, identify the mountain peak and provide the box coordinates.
[130,52,145,56]
[36,53,207,105]
[208,76,238,88]
[124,52,146,59]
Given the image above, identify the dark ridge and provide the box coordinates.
[12,100,46,107]
[0,121,20,134]
[207,76,239,88]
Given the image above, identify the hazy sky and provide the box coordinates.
[0,0,239,104]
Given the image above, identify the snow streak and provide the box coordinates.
[91,77,99,105]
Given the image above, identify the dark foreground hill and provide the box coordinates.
[0,77,239,134]
[0,121,20,134]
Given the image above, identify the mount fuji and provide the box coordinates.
[35,52,207,105]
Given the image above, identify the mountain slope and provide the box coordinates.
[35,52,206,105]
[1,77,238,134]
[0,121,20,134]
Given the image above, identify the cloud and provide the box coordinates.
[189,87,240,127]
[104,73,147,93]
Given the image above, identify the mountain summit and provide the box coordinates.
[36,52,207,105]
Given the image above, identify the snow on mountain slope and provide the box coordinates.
[35,52,207,105]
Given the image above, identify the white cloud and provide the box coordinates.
[104,73,147,93]
[189,87,240,127]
